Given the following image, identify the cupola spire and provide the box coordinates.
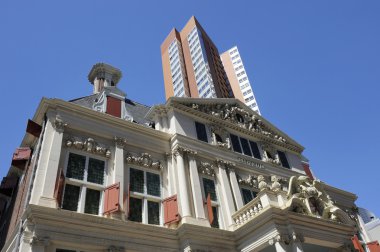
[88,63,122,94]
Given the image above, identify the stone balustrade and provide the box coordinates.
[232,197,264,226]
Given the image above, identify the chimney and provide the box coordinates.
[88,63,122,94]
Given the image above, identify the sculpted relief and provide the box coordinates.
[65,136,111,158]
[189,103,287,144]
[286,176,353,225]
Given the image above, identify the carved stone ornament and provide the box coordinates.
[270,175,282,192]
[261,143,281,166]
[93,92,106,113]
[65,136,111,158]
[198,162,216,177]
[173,146,197,156]
[258,175,269,191]
[237,174,258,189]
[30,236,50,247]
[188,103,287,144]
[286,176,354,225]
[215,159,235,169]
[114,136,127,148]
[53,115,67,132]
[125,152,163,170]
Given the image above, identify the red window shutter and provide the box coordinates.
[163,195,180,225]
[206,193,214,225]
[26,119,42,137]
[303,163,314,180]
[351,235,365,252]
[106,96,122,118]
[367,241,380,252]
[54,170,65,207]
[11,147,31,169]
[104,182,120,214]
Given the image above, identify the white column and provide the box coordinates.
[114,137,126,216]
[188,154,206,219]
[32,115,65,208]
[216,161,236,228]
[228,168,244,210]
[274,241,287,252]
[291,242,303,252]
[175,148,191,219]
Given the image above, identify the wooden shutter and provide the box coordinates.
[163,195,180,225]
[11,147,31,169]
[367,241,380,252]
[106,96,122,118]
[303,163,314,180]
[54,169,65,207]
[104,182,120,214]
[351,235,365,252]
[26,119,42,137]
[206,193,214,225]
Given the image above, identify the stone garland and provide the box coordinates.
[65,136,111,158]
[125,152,163,170]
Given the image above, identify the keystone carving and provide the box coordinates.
[65,136,111,158]
[125,152,162,170]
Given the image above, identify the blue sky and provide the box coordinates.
[1,1,379,216]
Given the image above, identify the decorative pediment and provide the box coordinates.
[125,152,163,170]
[65,136,111,158]
[286,176,354,225]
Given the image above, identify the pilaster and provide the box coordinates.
[188,153,207,221]
[113,137,127,219]
[228,167,244,210]
[32,114,66,208]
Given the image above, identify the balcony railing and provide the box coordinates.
[232,197,263,226]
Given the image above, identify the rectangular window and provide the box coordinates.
[203,178,217,201]
[129,168,161,225]
[62,184,80,211]
[241,188,257,205]
[278,151,290,168]
[195,122,208,142]
[211,206,219,228]
[249,141,261,159]
[240,138,252,156]
[62,153,106,215]
[230,134,242,153]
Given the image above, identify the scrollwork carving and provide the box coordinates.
[65,136,111,158]
[125,152,163,170]
[53,115,67,133]
[237,174,258,189]
[198,162,216,177]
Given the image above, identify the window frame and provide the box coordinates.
[240,186,258,205]
[127,166,163,226]
[195,121,208,143]
[230,133,262,160]
[61,150,108,216]
[199,175,224,229]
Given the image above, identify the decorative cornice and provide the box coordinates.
[65,136,111,158]
[125,152,163,170]
[198,162,216,177]
[114,136,127,148]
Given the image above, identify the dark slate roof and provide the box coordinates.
[69,94,153,126]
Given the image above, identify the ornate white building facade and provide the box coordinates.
[0,63,374,252]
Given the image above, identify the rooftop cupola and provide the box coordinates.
[88,63,122,94]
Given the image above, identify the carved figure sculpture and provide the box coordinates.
[270,175,281,192]
[258,175,268,191]
[287,176,354,225]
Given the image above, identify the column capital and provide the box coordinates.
[52,115,67,133]
[215,158,235,169]
[114,136,127,148]
[172,146,197,157]
[290,231,305,243]
[198,161,216,177]
[30,236,50,247]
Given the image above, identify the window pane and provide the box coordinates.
[62,184,80,211]
[195,122,208,142]
[147,172,160,197]
[242,188,253,205]
[249,141,261,159]
[66,153,85,180]
[240,138,252,156]
[128,197,142,222]
[278,151,290,168]
[87,158,105,184]
[230,134,242,153]
[84,189,100,215]
[148,201,160,225]
[130,168,144,193]
[203,178,217,201]
[211,206,219,228]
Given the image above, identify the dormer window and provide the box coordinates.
[277,151,290,169]
[230,134,261,160]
